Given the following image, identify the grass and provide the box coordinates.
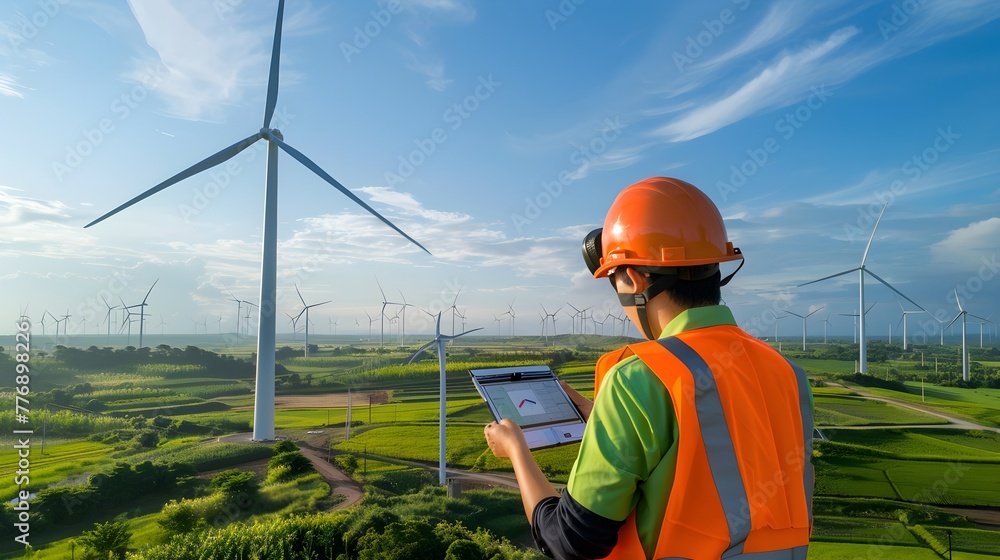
[826,429,1000,460]
[0,440,113,500]
[814,395,947,426]
[841,382,1000,428]
[811,515,920,545]
[816,453,1000,506]
[805,542,942,559]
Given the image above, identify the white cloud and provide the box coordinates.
[930,217,1000,266]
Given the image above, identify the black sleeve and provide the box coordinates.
[531,489,625,559]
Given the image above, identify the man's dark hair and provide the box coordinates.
[661,269,721,308]
[616,266,722,308]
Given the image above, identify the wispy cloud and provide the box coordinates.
[648,0,1000,142]
[930,217,1000,267]
[654,27,860,142]
[401,49,452,91]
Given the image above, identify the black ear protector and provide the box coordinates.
[582,228,603,276]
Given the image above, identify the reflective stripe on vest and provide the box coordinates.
[659,544,809,560]
[595,329,812,560]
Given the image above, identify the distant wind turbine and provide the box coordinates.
[408,312,481,485]
[897,302,925,351]
[82,0,428,442]
[786,306,824,351]
[101,297,119,342]
[946,289,989,381]
[224,285,243,346]
[798,204,924,373]
[295,285,330,357]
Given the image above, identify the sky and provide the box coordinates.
[2,0,999,344]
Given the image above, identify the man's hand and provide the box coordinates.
[484,418,528,459]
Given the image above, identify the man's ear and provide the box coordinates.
[621,267,649,295]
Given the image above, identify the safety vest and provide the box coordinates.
[593,326,813,560]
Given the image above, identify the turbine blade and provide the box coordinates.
[295,284,306,307]
[85,133,262,228]
[865,300,878,314]
[786,311,805,318]
[407,340,436,364]
[805,306,824,318]
[954,288,965,312]
[263,0,285,128]
[275,138,430,254]
[443,327,485,340]
[865,270,925,311]
[375,277,387,301]
[861,203,888,266]
[142,278,159,304]
[968,313,990,322]
[797,268,858,287]
[945,312,962,331]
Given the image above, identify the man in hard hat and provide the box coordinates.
[484,177,813,560]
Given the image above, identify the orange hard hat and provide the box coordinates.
[587,177,742,279]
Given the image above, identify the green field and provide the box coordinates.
[814,395,947,426]
[3,340,999,559]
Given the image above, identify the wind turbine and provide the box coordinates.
[786,306,824,351]
[839,302,877,346]
[396,290,413,346]
[60,309,72,336]
[506,298,517,337]
[897,303,925,351]
[82,0,428,442]
[946,290,989,381]
[136,279,158,348]
[447,287,463,336]
[328,317,337,335]
[285,311,303,341]
[374,278,403,349]
[217,315,224,334]
[39,310,49,336]
[976,315,993,348]
[798,204,924,373]
[100,297,119,342]
[295,285,331,357]
[821,314,833,344]
[365,311,378,342]
[224,286,243,346]
[408,312,482,485]
[158,315,168,335]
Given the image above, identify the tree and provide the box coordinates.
[446,539,486,560]
[158,500,201,535]
[210,470,260,499]
[267,450,314,480]
[79,520,131,560]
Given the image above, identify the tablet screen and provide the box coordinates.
[471,367,584,430]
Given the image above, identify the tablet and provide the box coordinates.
[470,365,586,449]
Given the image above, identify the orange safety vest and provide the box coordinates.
[592,326,813,560]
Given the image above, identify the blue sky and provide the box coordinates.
[2,0,999,344]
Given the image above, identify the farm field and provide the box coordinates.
[1,340,998,558]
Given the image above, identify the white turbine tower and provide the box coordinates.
[798,204,924,373]
[897,303,925,351]
[946,289,989,382]
[101,297,119,343]
[225,286,244,346]
[295,285,330,357]
[83,0,428,441]
[786,306,824,351]
[408,313,481,485]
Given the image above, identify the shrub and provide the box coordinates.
[211,469,260,499]
[267,450,314,481]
